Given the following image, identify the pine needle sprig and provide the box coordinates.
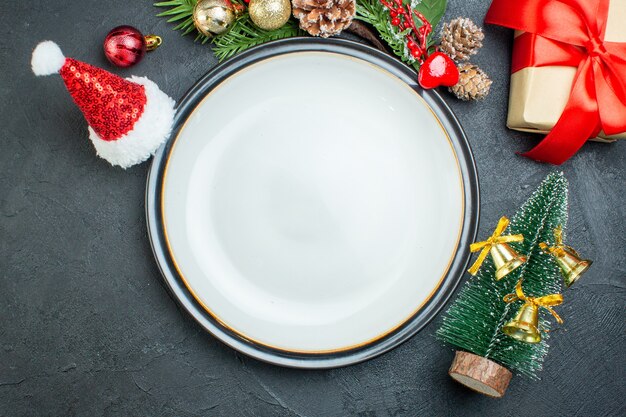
[155,0,212,43]
[436,172,569,379]
[356,0,447,70]
[156,0,449,65]
[356,0,419,71]
[213,15,304,62]
[155,0,302,52]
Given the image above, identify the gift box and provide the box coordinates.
[508,1,626,143]
[486,0,626,164]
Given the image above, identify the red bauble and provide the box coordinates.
[103,25,146,68]
[418,52,459,89]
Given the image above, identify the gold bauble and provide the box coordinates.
[193,0,240,37]
[249,0,291,31]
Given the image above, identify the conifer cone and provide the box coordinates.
[292,0,356,38]
[440,18,484,62]
[449,63,492,101]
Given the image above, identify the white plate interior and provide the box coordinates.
[162,52,464,352]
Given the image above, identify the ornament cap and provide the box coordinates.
[145,35,162,52]
[32,41,66,76]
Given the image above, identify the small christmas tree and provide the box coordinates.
[436,172,569,394]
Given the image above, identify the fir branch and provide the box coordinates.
[155,0,194,25]
[154,0,211,43]
[436,172,569,379]
[356,0,446,70]
[356,0,419,71]
[156,0,447,66]
[212,15,304,62]
[155,0,302,54]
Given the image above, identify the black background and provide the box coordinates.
[1,0,624,416]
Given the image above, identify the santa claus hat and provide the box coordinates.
[31,41,175,169]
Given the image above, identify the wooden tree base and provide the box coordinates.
[448,351,512,398]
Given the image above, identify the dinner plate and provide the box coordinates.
[146,38,479,368]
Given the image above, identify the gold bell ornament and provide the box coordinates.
[539,225,592,287]
[193,0,244,37]
[468,216,527,280]
[502,280,563,344]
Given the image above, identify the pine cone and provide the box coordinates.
[449,63,492,101]
[440,18,484,62]
[292,0,356,38]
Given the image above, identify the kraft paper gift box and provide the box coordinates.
[506,0,626,143]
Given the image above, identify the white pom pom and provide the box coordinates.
[88,76,175,168]
[31,41,66,76]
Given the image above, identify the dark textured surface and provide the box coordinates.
[0,0,624,416]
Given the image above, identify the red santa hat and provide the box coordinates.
[31,41,175,169]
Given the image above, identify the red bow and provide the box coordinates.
[486,0,626,165]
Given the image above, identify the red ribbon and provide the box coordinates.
[485,0,626,165]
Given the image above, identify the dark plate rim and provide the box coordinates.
[146,37,480,369]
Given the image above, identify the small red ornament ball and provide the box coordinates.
[418,52,459,89]
[103,25,146,68]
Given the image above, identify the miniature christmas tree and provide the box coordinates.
[436,172,569,395]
